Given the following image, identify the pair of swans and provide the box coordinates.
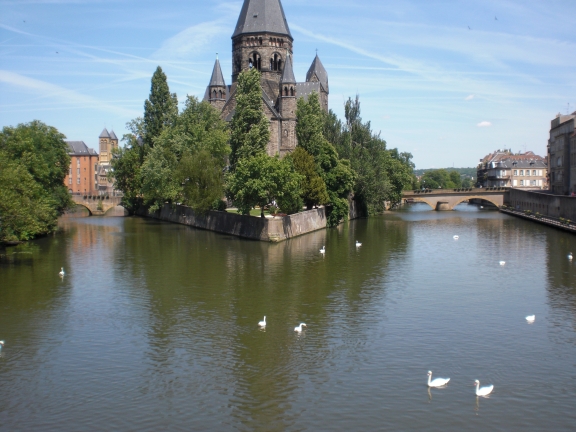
[258,316,307,333]
[320,241,363,254]
[427,371,494,397]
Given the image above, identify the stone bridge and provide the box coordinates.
[71,194,126,216]
[402,187,510,211]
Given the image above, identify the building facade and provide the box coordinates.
[203,0,329,157]
[548,112,576,195]
[97,128,119,195]
[477,150,547,189]
[64,141,99,194]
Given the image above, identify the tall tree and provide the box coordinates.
[288,147,329,210]
[143,66,178,149]
[0,120,72,214]
[229,69,270,168]
[296,92,355,225]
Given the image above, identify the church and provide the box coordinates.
[203,0,329,157]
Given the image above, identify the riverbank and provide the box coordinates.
[500,207,576,234]
[137,201,363,242]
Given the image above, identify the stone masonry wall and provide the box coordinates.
[509,189,576,220]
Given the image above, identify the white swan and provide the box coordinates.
[568,253,573,261]
[258,316,266,327]
[525,315,535,323]
[356,240,362,247]
[59,267,65,276]
[499,261,506,266]
[294,323,307,332]
[320,246,325,254]
[453,235,459,240]
[474,380,494,397]
[427,371,450,387]
[0,341,4,346]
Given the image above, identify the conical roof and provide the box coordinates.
[99,128,110,138]
[209,58,226,87]
[306,54,328,92]
[281,55,296,84]
[232,0,292,39]
[109,130,118,140]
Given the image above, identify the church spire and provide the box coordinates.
[232,0,292,39]
[281,55,296,84]
[209,55,226,87]
[306,54,329,92]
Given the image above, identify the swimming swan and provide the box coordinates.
[356,241,362,247]
[59,267,65,277]
[525,315,535,323]
[294,323,307,332]
[474,380,494,397]
[427,371,450,387]
[258,316,266,327]
[453,235,459,240]
[320,246,325,254]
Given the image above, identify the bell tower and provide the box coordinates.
[231,0,294,101]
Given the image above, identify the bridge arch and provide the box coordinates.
[450,195,502,209]
[70,203,93,216]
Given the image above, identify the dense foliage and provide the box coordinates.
[418,169,472,189]
[143,66,178,149]
[0,121,72,243]
[226,69,303,217]
[323,96,415,216]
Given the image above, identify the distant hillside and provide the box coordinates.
[414,167,476,179]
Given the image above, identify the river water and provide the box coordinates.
[1,204,575,431]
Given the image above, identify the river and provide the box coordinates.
[1,204,575,431]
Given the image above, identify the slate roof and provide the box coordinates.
[496,159,547,169]
[109,130,118,140]
[232,0,292,39]
[209,58,226,87]
[281,55,296,84]
[306,54,328,92]
[66,141,98,156]
[99,128,110,139]
[296,82,321,100]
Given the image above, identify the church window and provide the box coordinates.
[290,87,294,96]
[259,37,262,45]
[284,87,288,97]
[212,89,217,99]
[218,90,223,99]
[270,58,273,70]
[278,59,282,71]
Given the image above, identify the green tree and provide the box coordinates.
[177,150,225,214]
[110,139,143,212]
[226,154,303,217]
[0,120,72,214]
[0,154,58,243]
[143,66,178,149]
[229,69,270,168]
[296,92,355,225]
[420,169,462,189]
[139,96,229,212]
[288,147,329,210]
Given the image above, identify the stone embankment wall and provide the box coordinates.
[509,189,576,220]
[138,201,364,242]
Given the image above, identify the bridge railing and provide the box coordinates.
[406,187,510,195]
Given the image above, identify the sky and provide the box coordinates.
[1,0,575,169]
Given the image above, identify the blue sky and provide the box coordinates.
[1,0,575,168]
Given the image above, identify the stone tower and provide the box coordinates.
[98,128,118,165]
[207,56,227,111]
[203,0,329,157]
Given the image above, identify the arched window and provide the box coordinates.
[270,58,273,70]
[290,87,294,96]
[259,37,262,45]
[218,90,223,99]
[284,86,288,97]
[212,89,217,99]
[278,59,282,71]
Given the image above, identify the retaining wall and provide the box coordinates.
[509,189,576,220]
[138,201,364,242]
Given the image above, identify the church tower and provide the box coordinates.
[306,54,329,112]
[231,0,293,102]
[207,55,227,111]
[280,55,297,155]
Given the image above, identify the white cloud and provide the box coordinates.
[465,94,475,101]
[477,121,492,127]
[152,21,228,61]
[0,70,139,117]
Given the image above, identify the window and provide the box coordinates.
[513,180,517,186]
[531,180,536,186]
[526,170,530,176]
[557,157,562,167]
[77,158,80,167]
[77,168,80,175]
[520,170,524,175]
[69,177,72,184]
[77,177,80,184]
[514,170,518,175]
[520,180,524,186]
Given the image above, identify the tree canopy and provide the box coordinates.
[0,121,72,243]
[143,66,178,149]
